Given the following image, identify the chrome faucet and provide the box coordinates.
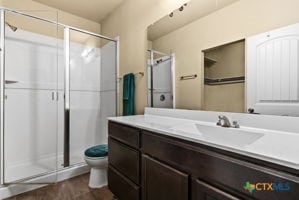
[217,115,231,127]
[216,115,240,128]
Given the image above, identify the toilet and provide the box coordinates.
[84,144,108,188]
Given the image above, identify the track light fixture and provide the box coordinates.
[169,3,188,18]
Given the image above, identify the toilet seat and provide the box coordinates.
[84,144,108,158]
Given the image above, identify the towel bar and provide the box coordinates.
[118,72,144,80]
[180,74,197,80]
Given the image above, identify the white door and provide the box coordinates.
[247,23,299,116]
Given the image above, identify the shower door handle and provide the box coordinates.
[51,91,59,101]
[51,91,55,101]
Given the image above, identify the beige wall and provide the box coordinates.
[101,0,189,114]
[149,0,299,110]
[204,83,245,112]
[0,0,101,34]
[147,40,153,50]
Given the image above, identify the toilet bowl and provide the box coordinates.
[84,144,108,188]
[85,156,108,188]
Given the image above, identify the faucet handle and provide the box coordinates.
[232,120,240,128]
[216,115,222,126]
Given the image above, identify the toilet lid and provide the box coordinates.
[84,144,108,157]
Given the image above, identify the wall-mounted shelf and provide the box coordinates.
[204,57,217,66]
[205,76,245,85]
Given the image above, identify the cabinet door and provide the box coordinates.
[108,166,140,200]
[192,179,241,200]
[142,155,188,200]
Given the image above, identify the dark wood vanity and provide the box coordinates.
[108,121,299,200]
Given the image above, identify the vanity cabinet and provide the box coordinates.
[108,121,299,200]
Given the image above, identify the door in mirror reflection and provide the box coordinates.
[247,23,299,116]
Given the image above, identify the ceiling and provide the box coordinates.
[33,0,124,22]
[148,0,239,41]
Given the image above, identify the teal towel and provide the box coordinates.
[84,144,108,157]
[123,73,135,116]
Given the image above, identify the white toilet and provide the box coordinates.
[84,144,108,188]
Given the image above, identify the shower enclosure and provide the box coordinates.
[0,8,117,185]
[147,49,175,108]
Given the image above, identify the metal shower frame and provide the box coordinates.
[0,7,119,184]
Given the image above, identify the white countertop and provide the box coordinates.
[109,113,299,171]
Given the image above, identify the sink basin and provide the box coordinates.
[170,123,264,147]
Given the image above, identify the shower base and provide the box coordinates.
[0,161,89,199]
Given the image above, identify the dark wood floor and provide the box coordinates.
[5,173,116,200]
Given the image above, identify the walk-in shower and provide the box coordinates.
[0,8,118,196]
[147,49,175,108]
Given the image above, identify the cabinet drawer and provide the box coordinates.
[108,137,140,184]
[141,131,299,200]
[108,166,140,200]
[109,122,140,148]
[142,155,189,200]
[192,179,241,200]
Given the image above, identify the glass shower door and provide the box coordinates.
[1,10,60,183]
[67,29,117,166]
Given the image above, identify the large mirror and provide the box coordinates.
[147,0,299,116]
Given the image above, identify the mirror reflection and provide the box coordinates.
[147,0,299,116]
[147,50,175,108]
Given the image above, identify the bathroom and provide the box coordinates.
[0,0,299,199]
